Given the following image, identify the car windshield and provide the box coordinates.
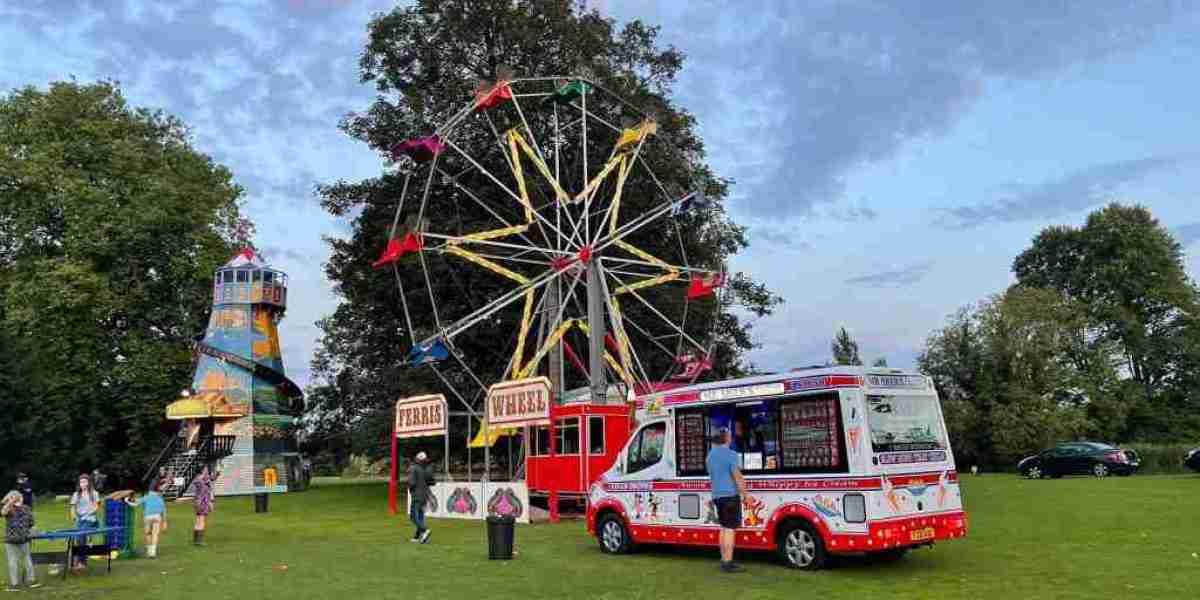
[866,394,947,453]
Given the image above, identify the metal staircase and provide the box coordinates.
[145,433,236,500]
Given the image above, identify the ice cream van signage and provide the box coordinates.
[487,376,552,427]
[395,394,447,439]
[867,374,927,389]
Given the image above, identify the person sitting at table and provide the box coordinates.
[68,474,101,571]
[3,491,40,590]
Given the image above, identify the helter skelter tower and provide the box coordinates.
[156,249,306,499]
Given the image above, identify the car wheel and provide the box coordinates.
[1092,463,1109,478]
[1024,466,1043,479]
[598,514,633,554]
[778,521,827,570]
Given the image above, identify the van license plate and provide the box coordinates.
[910,527,935,542]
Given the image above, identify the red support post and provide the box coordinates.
[549,416,560,523]
[388,423,399,515]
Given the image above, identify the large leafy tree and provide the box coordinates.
[309,0,780,446]
[1013,203,1199,439]
[0,81,252,490]
[920,287,1122,467]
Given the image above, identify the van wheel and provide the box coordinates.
[598,514,633,554]
[778,521,826,570]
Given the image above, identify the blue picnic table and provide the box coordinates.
[31,526,120,579]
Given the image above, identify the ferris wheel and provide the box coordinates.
[374,71,727,406]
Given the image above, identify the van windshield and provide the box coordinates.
[866,394,947,453]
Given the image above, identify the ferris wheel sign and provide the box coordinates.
[395,394,448,439]
[486,377,552,427]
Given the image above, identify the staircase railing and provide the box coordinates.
[144,434,180,485]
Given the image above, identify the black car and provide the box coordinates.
[1186,448,1200,473]
[1017,442,1140,479]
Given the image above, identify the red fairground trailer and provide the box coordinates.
[525,402,633,497]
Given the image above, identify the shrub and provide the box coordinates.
[1124,443,1195,475]
[341,454,387,479]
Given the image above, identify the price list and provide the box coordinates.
[781,397,840,469]
[676,412,707,474]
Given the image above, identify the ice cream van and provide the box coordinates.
[586,367,967,569]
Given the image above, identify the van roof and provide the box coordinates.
[636,366,931,411]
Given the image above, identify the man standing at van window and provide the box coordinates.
[707,427,747,573]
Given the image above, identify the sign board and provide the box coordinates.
[395,394,448,439]
[866,374,928,389]
[699,382,785,403]
[486,377,552,427]
[410,481,531,524]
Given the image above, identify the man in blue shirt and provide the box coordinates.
[706,427,747,573]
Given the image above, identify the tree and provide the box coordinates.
[831,327,862,366]
[1013,203,1199,439]
[308,1,781,439]
[0,81,252,490]
[919,287,1120,467]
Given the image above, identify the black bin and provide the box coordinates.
[486,515,515,560]
[254,493,269,513]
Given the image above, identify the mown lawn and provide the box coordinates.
[23,474,1199,599]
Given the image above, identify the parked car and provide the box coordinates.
[1017,442,1140,479]
[1186,448,1200,473]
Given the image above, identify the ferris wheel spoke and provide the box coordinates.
[595,266,652,390]
[433,167,561,257]
[593,190,698,256]
[600,255,718,276]
[611,272,708,355]
[431,268,561,345]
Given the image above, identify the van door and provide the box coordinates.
[620,421,669,527]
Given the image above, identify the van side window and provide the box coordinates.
[627,422,666,474]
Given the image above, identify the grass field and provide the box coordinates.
[22,474,1199,599]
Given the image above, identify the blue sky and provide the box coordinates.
[4,1,1198,384]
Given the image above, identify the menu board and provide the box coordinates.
[676,412,707,474]
[780,396,840,469]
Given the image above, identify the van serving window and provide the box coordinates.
[674,392,848,476]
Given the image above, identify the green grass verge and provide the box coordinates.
[21,474,1198,599]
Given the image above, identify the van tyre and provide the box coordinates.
[598,514,633,554]
[778,521,827,570]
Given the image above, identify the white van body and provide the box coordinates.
[586,367,968,569]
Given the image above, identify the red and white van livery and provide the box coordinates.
[586,367,968,569]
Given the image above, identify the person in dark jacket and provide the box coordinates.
[407,452,434,544]
[3,491,40,590]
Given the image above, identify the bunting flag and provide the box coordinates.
[406,339,450,367]
[686,272,726,299]
[671,352,713,381]
[474,82,513,111]
[390,135,446,163]
[372,232,423,268]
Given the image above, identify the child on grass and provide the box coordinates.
[124,481,168,558]
[68,474,100,570]
[3,491,40,591]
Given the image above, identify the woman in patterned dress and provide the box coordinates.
[192,465,214,546]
